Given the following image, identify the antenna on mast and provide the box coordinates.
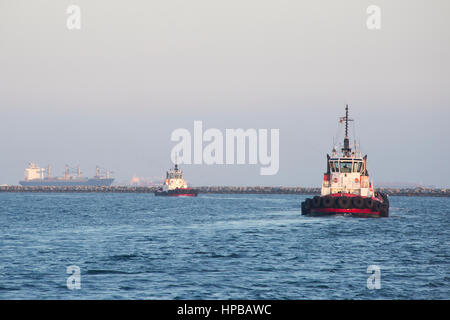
[345,104,349,137]
[341,104,353,157]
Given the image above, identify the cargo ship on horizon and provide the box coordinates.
[19,163,114,187]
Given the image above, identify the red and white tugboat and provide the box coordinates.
[301,105,389,218]
[155,163,198,197]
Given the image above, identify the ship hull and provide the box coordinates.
[301,193,389,218]
[19,178,114,187]
[306,207,381,218]
[154,188,198,197]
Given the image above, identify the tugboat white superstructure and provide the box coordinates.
[301,105,389,217]
[154,163,198,197]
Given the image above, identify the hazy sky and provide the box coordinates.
[1,0,449,187]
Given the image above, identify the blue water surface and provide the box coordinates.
[0,193,448,299]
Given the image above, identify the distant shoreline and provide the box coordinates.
[0,186,449,197]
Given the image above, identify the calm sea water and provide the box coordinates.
[0,193,448,299]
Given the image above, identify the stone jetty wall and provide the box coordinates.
[0,186,449,197]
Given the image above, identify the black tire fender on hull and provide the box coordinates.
[301,198,311,215]
[352,196,364,209]
[301,194,389,218]
[364,197,374,209]
[305,198,312,210]
[337,196,351,209]
[312,196,321,208]
[372,200,381,212]
[321,196,335,208]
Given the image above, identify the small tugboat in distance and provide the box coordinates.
[155,163,198,197]
[301,105,389,217]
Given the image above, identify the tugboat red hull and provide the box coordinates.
[301,193,389,218]
[154,188,198,197]
[307,207,382,218]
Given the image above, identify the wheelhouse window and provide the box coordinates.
[353,161,362,173]
[330,161,335,172]
[330,161,339,172]
[340,161,352,173]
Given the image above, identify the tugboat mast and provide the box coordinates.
[174,154,179,171]
[342,104,353,157]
